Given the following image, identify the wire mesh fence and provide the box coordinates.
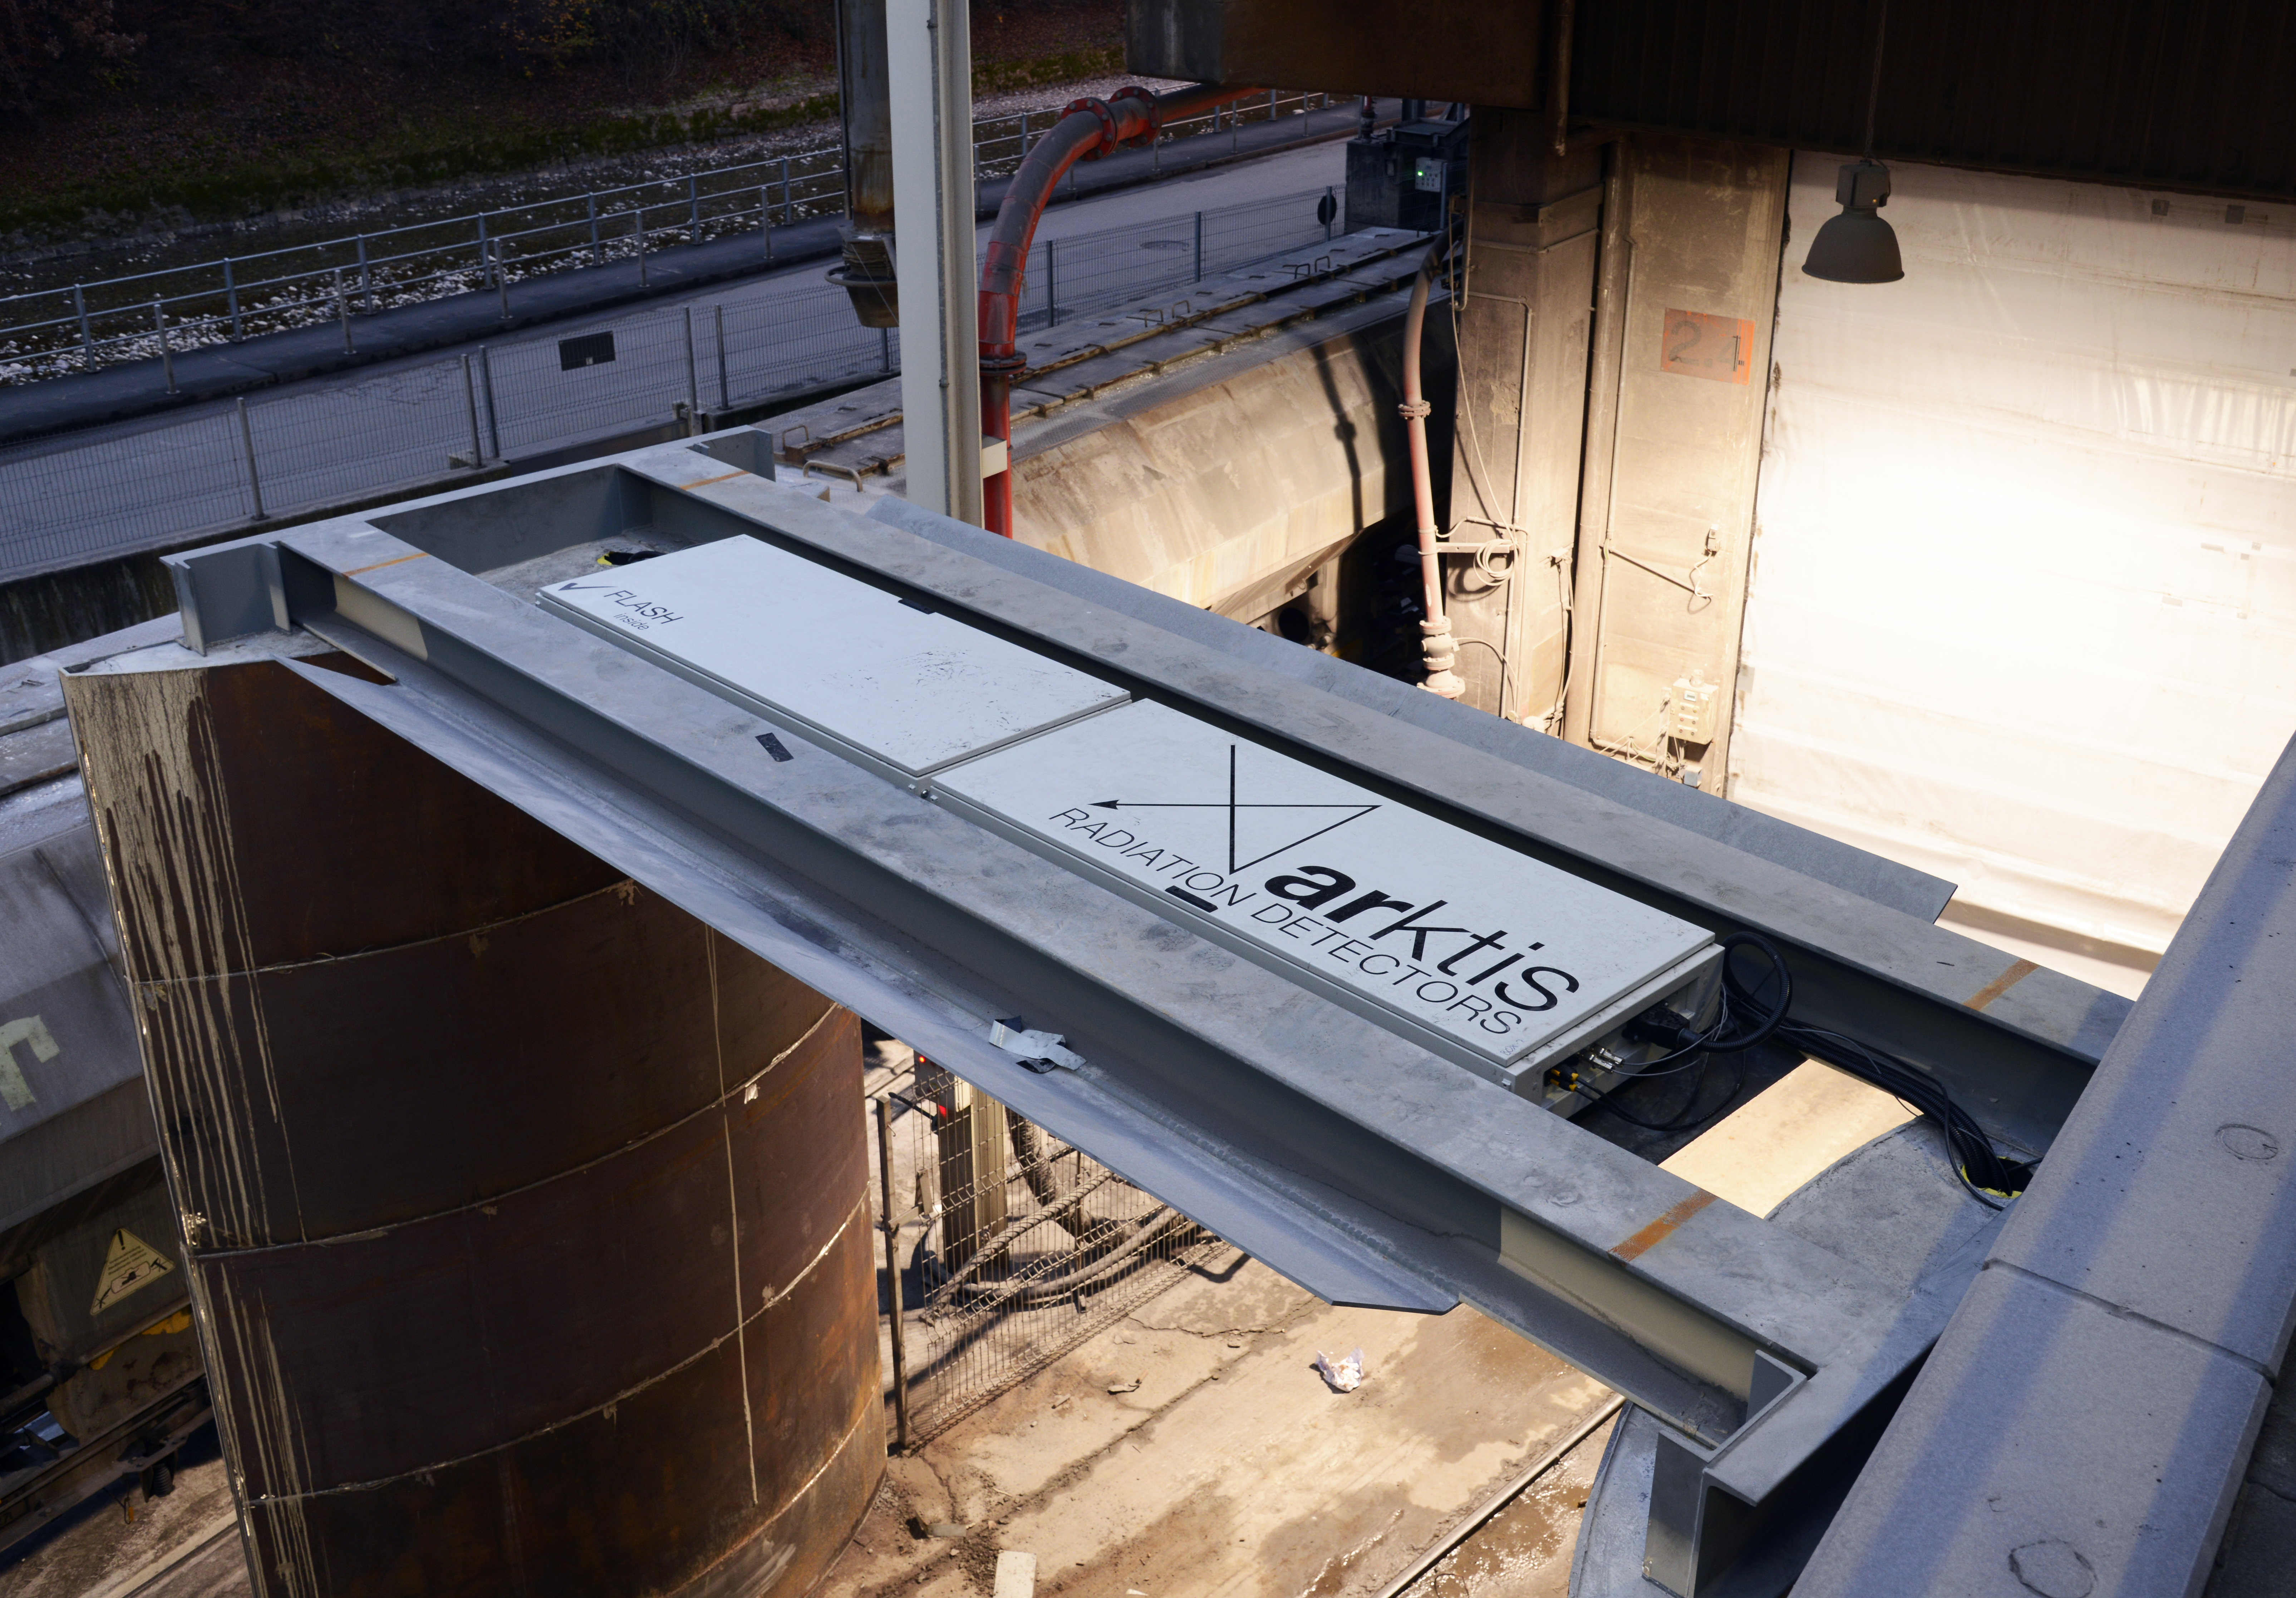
[0,185,1345,587]
[888,1063,1232,1443]
[0,91,1344,385]
[1024,189,1343,330]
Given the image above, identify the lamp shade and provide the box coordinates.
[1802,158,1904,283]
[1802,208,1903,282]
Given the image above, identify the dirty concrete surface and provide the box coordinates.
[1397,1417,1618,1598]
[0,1428,236,1598]
[825,1258,1613,1597]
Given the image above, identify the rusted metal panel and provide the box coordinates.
[64,653,880,1598]
[749,1215,880,1521]
[142,886,834,1245]
[727,1007,875,1303]
[240,1338,763,1597]
[99,656,625,982]
[200,1104,753,1495]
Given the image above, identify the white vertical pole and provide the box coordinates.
[715,304,731,410]
[153,302,175,393]
[236,398,265,519]
[683,305,701,424]
[461,354,485,463]
[887,0,982,524]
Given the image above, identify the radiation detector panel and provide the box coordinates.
[931,700,1714,1080]
[537,535,1129,781]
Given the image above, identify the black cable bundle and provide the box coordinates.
[1577,932,1793,1134]
[1582,933,2036,1208]
[1775,1022,2034,1209]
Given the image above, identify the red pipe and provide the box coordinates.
[979,82,1254,536]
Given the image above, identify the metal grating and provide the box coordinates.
[889,1062,1233,1443]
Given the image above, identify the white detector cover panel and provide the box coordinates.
[934,700,1711,1066]
[539,536,1127,777]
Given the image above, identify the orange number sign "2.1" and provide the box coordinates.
[1660,308,1754,384]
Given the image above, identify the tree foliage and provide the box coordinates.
[0,0,836,127]
[1,0,141,118]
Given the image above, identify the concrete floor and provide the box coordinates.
[826,1261,1612,1598]
[822,1062,1917,1598]
[1396,1417,1618,1598]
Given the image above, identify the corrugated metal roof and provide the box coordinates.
[1573,0,2296,201]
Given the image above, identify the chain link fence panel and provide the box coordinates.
[0,185,1345,588]
[889,1064,1234,1444]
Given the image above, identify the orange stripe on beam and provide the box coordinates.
[676,469,749,490]
[1609,1190,1717,1263]
[341,552,430,577]
[1966,959,2039,1012]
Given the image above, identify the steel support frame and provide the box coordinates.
[158,440,2122,1594]
[886,0,982,523]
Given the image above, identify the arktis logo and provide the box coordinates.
[1261,865,1580,1015]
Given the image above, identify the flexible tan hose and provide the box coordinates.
[1402,238,1464,697]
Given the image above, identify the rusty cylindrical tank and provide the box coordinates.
[62,648,880,1597]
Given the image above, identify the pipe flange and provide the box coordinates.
[1109,85,1161,148]
[1063,96,1123,160]
[979,351,1029,377]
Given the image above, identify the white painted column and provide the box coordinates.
[887,0,983,524]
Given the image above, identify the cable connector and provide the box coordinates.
[1623,1012,1699,1052]
[1419,616,1465,697]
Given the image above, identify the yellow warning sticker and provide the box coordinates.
[90,1228,176,1315]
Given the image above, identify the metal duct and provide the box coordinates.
[830,0,900,326]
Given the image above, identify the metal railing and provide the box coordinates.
[0,185,1348,589]
[0,91,1342,386]
[887,1064,1233,1444]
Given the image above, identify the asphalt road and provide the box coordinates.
[0,137,1349,588]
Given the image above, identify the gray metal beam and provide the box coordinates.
[1798,731,2296,1598]
[861,493,1960,924]
[657,446,2124,1156]
[157,437,2133,1594]
[268,516,1888,1426]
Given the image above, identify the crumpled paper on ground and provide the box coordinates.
[1314,1347,1365,1392]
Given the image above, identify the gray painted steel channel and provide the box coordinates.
[155,439,2130,1594]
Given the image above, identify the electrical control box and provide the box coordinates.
[1671,673,1722,746]
[539,536,1719,1106]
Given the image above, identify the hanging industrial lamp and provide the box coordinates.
[1803,0,1902,283]
[1803,159,1903,282]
